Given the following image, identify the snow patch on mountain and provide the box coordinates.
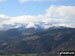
[26,22,37,29]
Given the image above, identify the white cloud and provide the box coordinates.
[46,5,75,18]
[0,0,6,3]
[0,14,10,20]
[5,15,40,24]
[45,5,75,28]
[19,0,58,3]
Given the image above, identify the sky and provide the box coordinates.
[0,0,75,30]
[0,0,75,16]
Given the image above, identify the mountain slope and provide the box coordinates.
[0,28,74,54]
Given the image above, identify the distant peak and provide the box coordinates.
[26,22,37,29]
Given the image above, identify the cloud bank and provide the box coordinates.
[0,5,75,30]
[45,5,75,27]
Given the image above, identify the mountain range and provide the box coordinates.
[0,19,72,31]
[0,26,75,56]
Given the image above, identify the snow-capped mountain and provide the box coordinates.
[0,21,70,31]
[26,22,37,29]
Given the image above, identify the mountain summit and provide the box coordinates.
[26,22,37,29]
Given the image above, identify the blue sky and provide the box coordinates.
[0,0,75,16]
